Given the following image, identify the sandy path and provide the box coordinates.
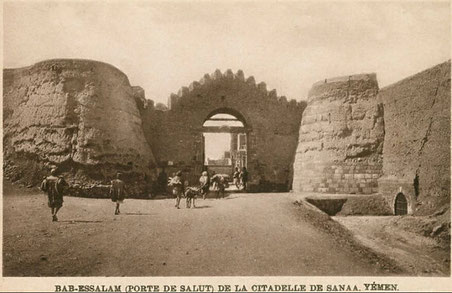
[4,183,398,276]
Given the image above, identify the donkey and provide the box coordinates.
[184,186,201,208]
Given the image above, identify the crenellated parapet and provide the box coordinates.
[167,69,304,110]
[147,68,305,192]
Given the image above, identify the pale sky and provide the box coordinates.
[3,1,450,104]
[204,133,231,161]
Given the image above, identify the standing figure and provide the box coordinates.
[211,174,225,199]
[40,168,68,222]
[199,171,210,200]
[110,172,127,215]
[168,171,184,209]
[233,167,240,189]
[240,167,249,191]
[217,176,226,198]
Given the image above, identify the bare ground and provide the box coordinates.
[333,216,450,276]
[4,181,404,277]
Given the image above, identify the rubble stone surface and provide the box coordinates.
[3,59,156,196]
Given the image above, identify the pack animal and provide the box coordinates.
[184,186,201,208]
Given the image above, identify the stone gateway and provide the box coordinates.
[3,59,450,216]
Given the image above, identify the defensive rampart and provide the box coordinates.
[378,61,451,215]
[3,59,156,196]
[293,73,384,194]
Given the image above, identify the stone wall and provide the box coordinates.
[378,61,451,215]
[3,59,156,196]
[293,74,385,194]
[140,69,305,191]
[5,58,449,207]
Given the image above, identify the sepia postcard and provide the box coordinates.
[1,0,451,292]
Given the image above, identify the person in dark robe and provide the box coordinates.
[40,168,68,222]
[110,172,127,215]
[240,167,249,191]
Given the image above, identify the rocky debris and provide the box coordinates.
[431,224,446,237]
[334,215,450,276]
[3,59,157,196]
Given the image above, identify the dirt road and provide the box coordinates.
[3,182,400,276]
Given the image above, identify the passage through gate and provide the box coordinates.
[202,111,248,177]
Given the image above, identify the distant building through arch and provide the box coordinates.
[141,69,304,191]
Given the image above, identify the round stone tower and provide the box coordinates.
[293,73,384,194]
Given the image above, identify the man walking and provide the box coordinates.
[168,171,184,209]
[40,168,68,222]
[110,172,127,215]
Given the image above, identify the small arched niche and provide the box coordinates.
[394,192,408,215]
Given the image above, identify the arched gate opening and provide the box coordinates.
[202,108,249,188]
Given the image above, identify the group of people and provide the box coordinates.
[41,169,127,221]
[40,166,250,220]
[233,166,249,191]
[168,167,249,209]
[167,170,219,209]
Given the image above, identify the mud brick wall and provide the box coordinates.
[140,69,305,191]
[293,74,384,194]
[3,59,156,196]
[378,61,451,215]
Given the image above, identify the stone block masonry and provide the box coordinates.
[293,73,384,194]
